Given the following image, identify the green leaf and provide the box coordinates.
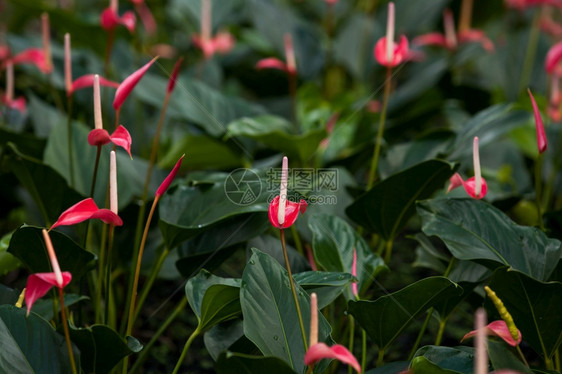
[159,178,269,248]
[364,361,409,374]
[0,284,20,306]
[159,134,244,170]
[0,231,21,276]
[488,267,562,359]
[348,277,462,351]
[308,214,387,299]
[293,271,355,309]
[410,346,475,374]
[2,144,83,227]
[204,319,246,361]
[347,160,456,240]
[215,352,297,374]
[0,125,46,160]
[226,115,326,162]
[0,305,79,374]
[418,198,562,281]
[487,340,533,374]
[31,294,87,321]
[8,226,95,281]
[135,73,265,137]
[68,324,142,374]
[241,249,331,373]
[186,270,242,332]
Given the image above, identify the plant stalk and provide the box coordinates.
[172,327,200,374]
[59,288,77,374]
[535,153,545,230]
[367,67,392,190]
[66,95,75,188]
[280,229,308,352]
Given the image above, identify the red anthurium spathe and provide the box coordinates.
[156,154,185,197]
[268,157,307,229]
[70,74,119,95]
[2,62,26,113]
[413,9,494,53]
[25,229,72,315]
[129,0,156,36]
[88,125,133,157]
[528,89,547,153]
[545,41,562,74]
[191,0,235,59]
[462,320,522,347]
[51,198,123,229]
[305,293,361,373]
[256,33,297,75]
[447,137,487,199]
[351,248,359,299]
[113,56,158,110]
[100,0,136,34]
[9,48,51,74]
[374,2,409,68]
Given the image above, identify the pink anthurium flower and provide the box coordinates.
[528,89,547,153]
[506,0,562,9]
[268,157,307,229]
[256,33,297,75]
[9,48,51,74]
[413,9,494,53]
[100,0,136,33]
[351,248,359,299]
[156,154,185,197]
[113,56,158,110]
[545,41,562,74]
[50,198,123,229]
[88,125,132,157]
[129,0,156,36]
[374,2,409,68]
[191,0,235,59]
[461,320,522,347]
[25,229,72,315]
[447,137,487,199]
[70,74,120,95]
[304,293,362,373]
[2,61,26,113]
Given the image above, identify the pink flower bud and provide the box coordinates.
[156,154,184,197]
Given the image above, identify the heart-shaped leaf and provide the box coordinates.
[8,225,95,281]
[185,270,242,332]
[410,345,475,374]
[347,159,456,240]
[226,115,326,162]
[418,198,562,281]
[308,213,387,299]
[241,249,332,373]
[488,267,562,359]
[0,305,80,374]
[348,277,462,351]
[68,324,142,374]
[487,339,533,374]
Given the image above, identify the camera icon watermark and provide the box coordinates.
[224,167,339,206]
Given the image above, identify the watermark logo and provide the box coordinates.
[224,168,262,205]
[225,167,339,206]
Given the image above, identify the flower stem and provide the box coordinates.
[348,315,355,374]
[434,319,446,346]
[104,224,115,326]
[535,153,545,230]
[104,29,115,77]
[408,308,433,360]
[376,347,385,367]
[517,9,541,97]
[66,95,75,188]
[90,145,102,198]
[280,229,308,352]
[361,329,367,372]
[59,288,77,374]
[383,238,393,264]
[129,297,187,374]
[172,327,201,374]
[367,67,392,190]
[516,345,530,368]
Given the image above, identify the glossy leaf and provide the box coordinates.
[215,352,297,374]
[204,319,246,361]
[410,345,476,374]
[418,198,562,281]
[135,73,265,137]
[159,180,269,248]
[3,144,83,227]
[8,226,95,281]
[68,324,142,374]
[0,305,79,374]
[293,271,355,309]
[348,277,462,350]
[226,115,326,162]
[308,214,387,299]
[487,340,533,374]
[241,249,331,373]
[488,267,562,359]
[185,270,241,331]
[347,160,456,240]
[0,231,20,277]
